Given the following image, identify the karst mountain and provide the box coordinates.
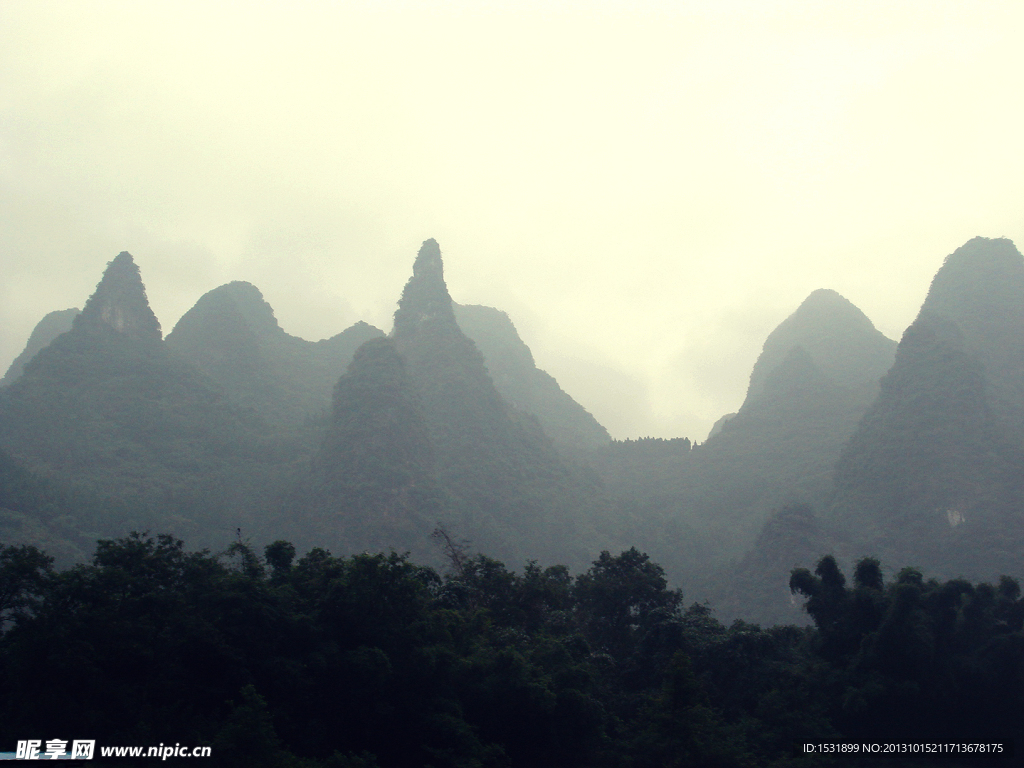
[2,235,1023,621]
[831,237,1024,580]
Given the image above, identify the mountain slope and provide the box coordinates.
[454,303,610,452]
[1,308,80,387]
[701,289,897,509]
[302,239,609,566]
[0,253,282,543]
[831,237,1024,580]
[595,288,896,602]
[166,281,383,423]
[297,336,446,555]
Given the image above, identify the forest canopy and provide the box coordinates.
[0,535,1020,766]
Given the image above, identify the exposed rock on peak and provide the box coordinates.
[74,251,162,342]
[413,237,444,281]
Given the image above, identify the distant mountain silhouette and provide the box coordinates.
[4,236,1023,621]
[913,236,1024,437]
[300,239,610,566]
[453,303,610,452]
[831,237,1024,580]
[598,288,896,604]
[1,308,79,387]
[0,253,281,544]
[166,281,383,423]
[745,289,896,406]
[702,288,897,509]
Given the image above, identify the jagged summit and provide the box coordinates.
[744,288,894,407]
[74,251,162,342]
[392,238,457,338]
[413,237,444,281]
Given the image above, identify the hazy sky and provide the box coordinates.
[2,1,1022,440]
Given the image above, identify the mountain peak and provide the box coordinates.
[938,235,1021,273]
[392,238,457,338]
[413,238,444,281]
[920,237,1024,330]
[744,288,894,406]
[187,281,282,337]
[789,289,878,334]
[74,251,162,342]
[915,236,1024,432]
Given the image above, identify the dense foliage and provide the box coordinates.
[1,535,1020,766]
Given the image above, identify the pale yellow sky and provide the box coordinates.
[2,1,1023,439]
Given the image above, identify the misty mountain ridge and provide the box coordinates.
[607,285,898,606]
[914,236,1024,436]
[830,236,1024,582]
[3,235,1024,631]
[742,288,896,407]
[0,252,290,547]
[701,286,897,504]
[165,280,383,424]
[8,235,1024,766]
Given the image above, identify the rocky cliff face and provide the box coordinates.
[73,251,162,342]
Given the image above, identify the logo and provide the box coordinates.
[14,740,95,760]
